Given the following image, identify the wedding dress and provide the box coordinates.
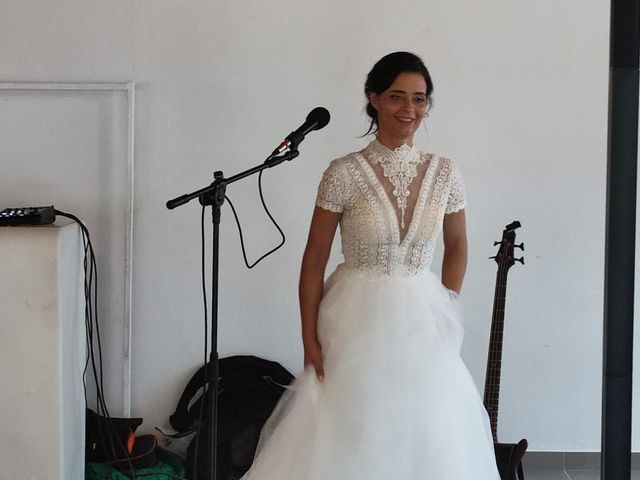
[240,139,501,479]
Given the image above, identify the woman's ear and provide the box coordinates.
[369,93,379,111]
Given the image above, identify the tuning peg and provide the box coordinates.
[493,241,501,246]
[489,256,497,260]
[515,243,524,251]
[515,257,525,265]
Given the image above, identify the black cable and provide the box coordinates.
[56,213,114,449]
[78,227,118,463]
[192,205,210,480]
[56,209,206,479]
[55,210,137,479]
[57,211,208,479]
[225,170,286,269]
[63,212,122,465]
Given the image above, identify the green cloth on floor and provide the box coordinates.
[86,447,185,480]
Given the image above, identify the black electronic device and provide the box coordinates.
[0,206,56,226]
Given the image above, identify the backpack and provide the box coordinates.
[169,355,295,480]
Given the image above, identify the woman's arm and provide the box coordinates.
[441,209,468,294]
[299,206,341,347]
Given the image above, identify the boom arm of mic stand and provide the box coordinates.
[165,150,299,210]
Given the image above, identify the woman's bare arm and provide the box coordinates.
[299,206,341,347]
[441,209,468,293]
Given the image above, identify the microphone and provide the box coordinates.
[271,107,330,156]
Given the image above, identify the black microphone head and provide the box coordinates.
[285,107,331,151]
[307,107,330,131]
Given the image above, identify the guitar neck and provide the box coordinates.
[484,269,508,441]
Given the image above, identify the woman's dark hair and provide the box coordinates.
[364,51,433,136]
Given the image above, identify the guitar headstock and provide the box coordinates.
[490,220,524,271]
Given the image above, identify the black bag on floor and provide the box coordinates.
[169,355,295,480]
[86,409,158,471]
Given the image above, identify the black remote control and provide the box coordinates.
[0,206,56,226]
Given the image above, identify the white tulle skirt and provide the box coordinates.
[241,264,501,479]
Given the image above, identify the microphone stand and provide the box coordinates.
[166,148,299,480]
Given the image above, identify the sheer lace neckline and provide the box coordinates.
[362,139,427,231]
[364,139,418,166]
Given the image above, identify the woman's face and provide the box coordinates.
[370,72,429,146]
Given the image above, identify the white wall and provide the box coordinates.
[0,0,624,452]
[0,87,131,414]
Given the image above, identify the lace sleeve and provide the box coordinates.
[315,159,350,213]
[445,159,467,214]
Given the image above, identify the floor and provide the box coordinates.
[522,452,640,480]
[525,471,640,479]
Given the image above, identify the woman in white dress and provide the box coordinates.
[241,52,501,479]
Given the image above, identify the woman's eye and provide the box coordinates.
[390,94,402,100]
[415,97,426,104]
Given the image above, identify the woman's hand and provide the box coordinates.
[304,339,325,381]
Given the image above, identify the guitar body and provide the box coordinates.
[495,439,528,480]
[484,221,528,480]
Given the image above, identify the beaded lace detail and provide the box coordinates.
[364,140,426,230]
[316,140,466,275]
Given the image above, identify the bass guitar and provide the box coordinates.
[485,221,528,480]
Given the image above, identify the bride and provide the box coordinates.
[241,51,501,479]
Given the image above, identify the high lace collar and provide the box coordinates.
[363,139,419,165]
[361,138,426,231]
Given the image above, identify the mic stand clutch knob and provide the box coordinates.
[264,150,299,168]
[199,171,227,213]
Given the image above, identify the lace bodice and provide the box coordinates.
[315,140,466,275]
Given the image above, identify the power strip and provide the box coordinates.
[0,206,56,226]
